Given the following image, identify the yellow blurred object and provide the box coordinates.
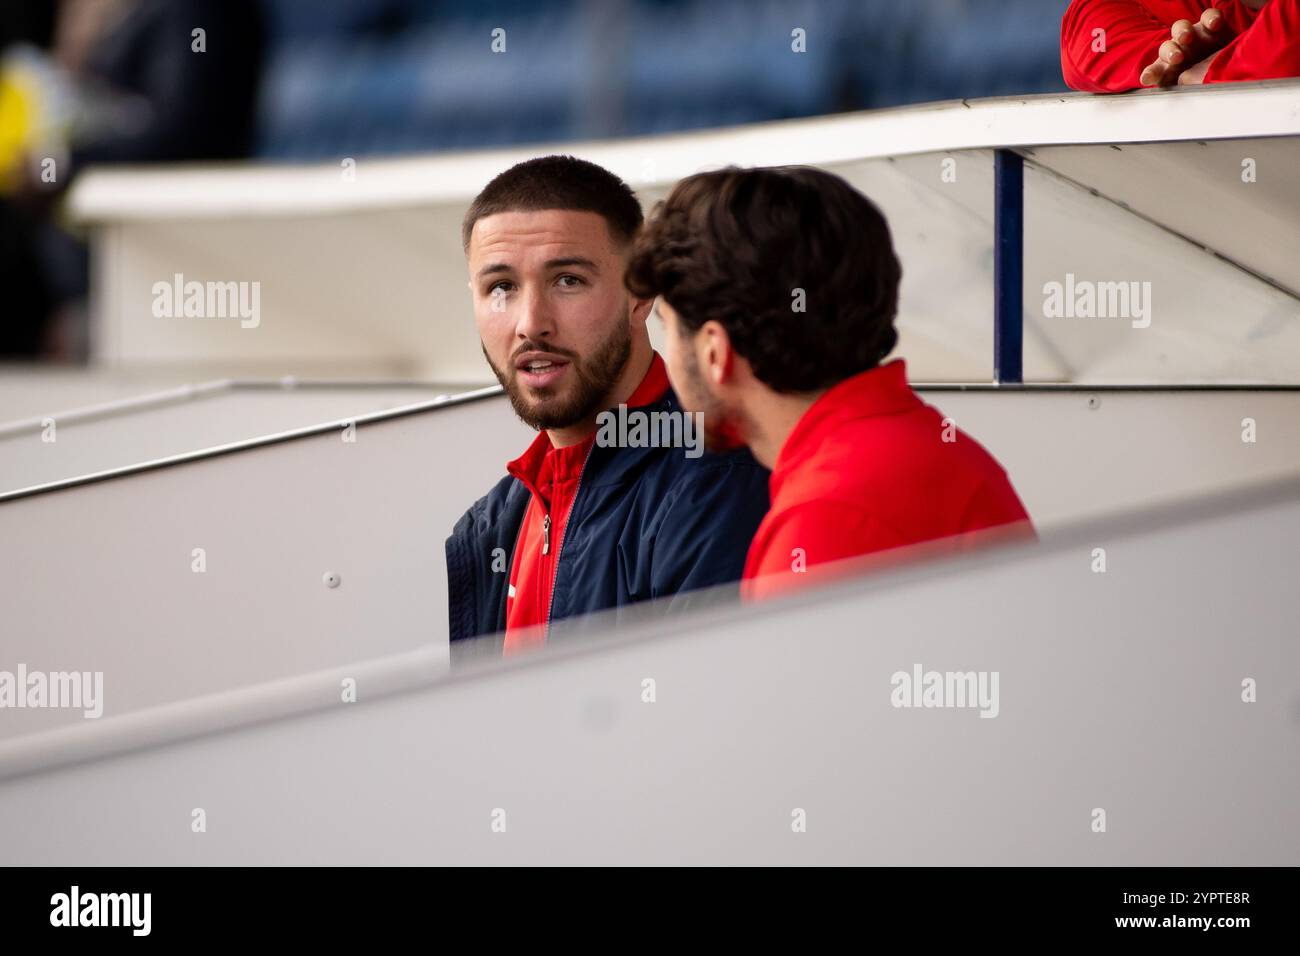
[0,68,37,193]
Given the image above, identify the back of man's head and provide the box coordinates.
[462,154,644,252]
[627,166,902,393]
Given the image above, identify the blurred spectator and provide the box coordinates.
[64,0,263,166]
[0,0,263,358]
[0,1,55,355]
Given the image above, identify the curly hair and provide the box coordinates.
[626,166,901,394]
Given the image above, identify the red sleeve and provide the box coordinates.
[1205,0,1300,82]
[1062,0,1178,92]
[959,477,1032,535]
[1060,0,1258,93]
[742,501,910,601]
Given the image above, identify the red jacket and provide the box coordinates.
[742,360,1033,601]
[1061,0,1299,93]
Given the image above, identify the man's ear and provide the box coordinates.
[698,320,735,387]
[629,293,654,329]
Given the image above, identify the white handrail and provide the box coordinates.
[66,81,1300,222]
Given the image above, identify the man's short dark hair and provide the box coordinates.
[462,154,644,252]
[626,166,902,394]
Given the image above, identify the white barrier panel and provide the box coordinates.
[67,83,1300,383]
[930,387,1300,524]
[0,390,531,739]
[0,366,202,422]
[0,476,1295,865]
[1028,138,1300,308]
[0,381,463,496]
[1,386,1297,741]
[1018,141,1300,383]
[820,146,1300,383]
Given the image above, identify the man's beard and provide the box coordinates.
[676,345,748,453]
[484,312,633,432]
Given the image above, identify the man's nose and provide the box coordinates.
[515,286,555,341]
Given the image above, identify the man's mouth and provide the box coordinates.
[514,352,571,389]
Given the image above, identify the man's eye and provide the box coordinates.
[556,274,585,288]
[488,281,513,295]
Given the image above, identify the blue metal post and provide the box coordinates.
[994,150,1024,385]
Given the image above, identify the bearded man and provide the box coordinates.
[446,155,770,654]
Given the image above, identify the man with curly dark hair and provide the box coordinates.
[626,165,1033,600]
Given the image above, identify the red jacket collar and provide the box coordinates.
[774,359,920,476]
[624,351,670,409]
[507,352,670,493]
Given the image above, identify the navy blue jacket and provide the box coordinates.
[445,387,770,652]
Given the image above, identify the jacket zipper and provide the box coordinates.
[499,510,527,630]
[544,442,595,638]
